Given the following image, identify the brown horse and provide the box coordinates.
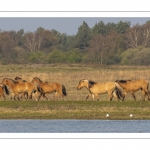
[1,78,36,100]
[77,79,124,101]
[31,77,67,101]
[14,77,28,99]
[115,79,150,101]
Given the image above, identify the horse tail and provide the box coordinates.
[3,85,9,95]
[62,84,67,96]
[114,83,124,100]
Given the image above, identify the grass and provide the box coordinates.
[0,100,150,120]
[0,64,150,120]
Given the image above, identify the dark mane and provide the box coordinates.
[88,80,97,88]
[9,78,18,84]
[14,77,27,82]
[33,77,43,83]
[115,80,131,83]
[14,77,22,80]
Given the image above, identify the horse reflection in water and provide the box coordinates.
[77,79,124,101]
[31,77,67,101]
[115,79,150,101]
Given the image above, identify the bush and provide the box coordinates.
[121,47,150,65]
[47,49,66,63]
[29,51,45,63]
[66,49,82,63]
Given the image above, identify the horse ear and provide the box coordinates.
[83,79,89,82]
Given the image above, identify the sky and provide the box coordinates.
[0,17,150,35]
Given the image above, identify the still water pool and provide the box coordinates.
[0,120,150,133]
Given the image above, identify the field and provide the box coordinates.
[0,64,150,120]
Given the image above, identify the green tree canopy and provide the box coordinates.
[76,21,91,50]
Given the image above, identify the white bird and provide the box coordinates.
[106,114,109,117]
[130,114,133,117]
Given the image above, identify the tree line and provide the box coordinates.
[1,20,150,65]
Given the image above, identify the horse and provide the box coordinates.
[14,77,28,99]
[1,78,36,101]
[31,77,67,101]
[77,79,124,101]
[115,79,150,101]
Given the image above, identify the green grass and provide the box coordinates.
[0,100,150,120]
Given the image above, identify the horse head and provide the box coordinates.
[77,79,91,90]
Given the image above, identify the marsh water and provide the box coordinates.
[0,119,150,133]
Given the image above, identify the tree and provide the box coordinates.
[23,32,37,52]
[76,21,91,50]
[23,29,58,53]
[88,34,105,65]
[92,21,106,35]
[141,22,150,48]
[125,24,141,48]
[116,21,131,34]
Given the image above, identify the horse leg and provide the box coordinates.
[28,92,32,100]
[95,93,99,101]
[131,92,136,101]
[15,94,20,101]
[45,94,49,100]
[41,93,48,101]
[86,94,91,101]
[17,94,20,101]
[108,91,113,101]
[143,89,150,100]
[38,93,43,101]
[122,91,127,101]
[2,94,5,101]
[53,92,58,101]
[141,89,147,101]
[90,94,95,101]
[148,91,150,100]
[24,92,28,100]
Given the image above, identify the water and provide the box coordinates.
[0,119,150,133]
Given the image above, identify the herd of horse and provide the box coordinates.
[0,76,149,101]
[0,77,67,101]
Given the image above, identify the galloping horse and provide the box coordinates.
[115,79,150,101]
[31,77,67,101]
[1,78,36,100]
[77,79,124,101]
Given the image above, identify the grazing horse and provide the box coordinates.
[115,79,150,101]
[31,77,67,101]
[77,79,124,101]
[1,78,36,100]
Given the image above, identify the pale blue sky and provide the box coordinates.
[0,17,150,35]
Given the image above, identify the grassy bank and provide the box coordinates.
[0,100,150,120]
[0,64,150,120]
